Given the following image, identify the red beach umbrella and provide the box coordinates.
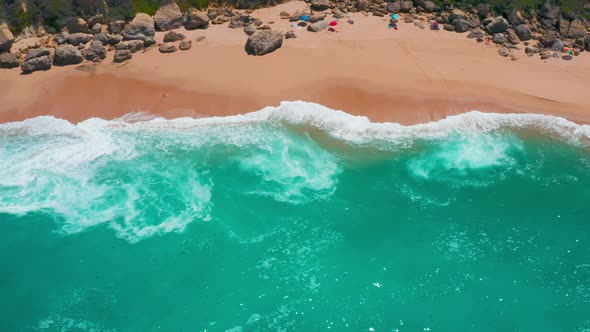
[329,21,338,26]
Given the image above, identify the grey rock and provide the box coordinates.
[0,21,15,53]
[309,14,325,23]
[25,48,51,61]
[126,40,144,53]
[115,43,128,50]
[539,1,560,21]
[88,14,107,27]
[443,24,455,32]
[566,19,587,39]
[21,55,51,73]
[549,39,564,52]
[453,19,470,33]
[85,40,106,62]
[449,9,466,22]
[332,8,348,19]
[506,29,520,45]
[498,47,510,57]
[66,17,89,34]
[525,46,539,54]
[493,33,506,44]
[285,30,297,39]
[53,44,83,66]
[159,43,177,53]
[123,13,155,41]
[163,30,185,42]
[184,8,209,30]
[307,21,329,32]
[155,0,183,31]
[467,29,484,39]
[514,24,532,41]
[245,30,283,56]
[109,20,126,34]
[505,8,525,26]
[229,15,261,29]
[113,49,132,63]
[91,23,102,35]
[56,32,70,45]
[0,52,19,69]
[244,24,257,35]
[68,33,94,46]
[485,16,509,34]
[144,37,156,48]
[401,1,413,12]
[585,36,590,52]
[311,0,330,11]
[540,31,558,47]
[540,50,551,59]
[179,40,192,50]
[418,0,436,13]
[477,4,490,18]
[386,2,401,13]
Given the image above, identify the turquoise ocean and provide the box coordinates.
[1,101,589,331]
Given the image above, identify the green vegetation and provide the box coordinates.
[176,0,210,11]
[130,0,160,16]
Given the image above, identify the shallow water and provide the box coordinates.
[1,102,589,331]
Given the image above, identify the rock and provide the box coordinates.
[244,24,257,35]
[229,15,261,29]
[56,32,70,45]
[418,0,436,13]
[179,40,192,50]
[123,13,155,41]
[390,18,398,25]
[404,16,414,23]
[311,0,330,11]
[308,21,329,32]
[453,19,470,33]
[285,30,297,39]
[566,19,587,39]
[144,37,156,48]
[498,47,509,57]
[0,21,15,53]
[449,9,466,22]
[540,31,558,47]
[506,29,520,44]
[163,30,185,42]
[539,1,560,21]
[477,4,490,18]
[332,9,347,19]
[21,55,51,73]
[25,48,51,61]
[126,40,144,53]
[525,46,539,54]
[401,1,413,12]
[91,23,102,35]
[53,44,83,66]
[485,16,509,34]
[493,33,506,44]
[443,24,455,32]
[113,49,132,63]
[115,43,128,50]
[505,8,525,26]
[66,17,89,34]
[468,17,481,28]
[309,14,326,23]
[155,0,183,31]
[184,8,209,30]
[549,39,564,52]
[159,43,177,53]
[514,24,532,41]
[562,54,573,60]
[84,41,106,62]
[540,50,551,59]
[67,33,94,46]
[386,2,401,13]
[280,11,291,19]
[245,30,283,56]
[88,14,107,27]
[95,33,121,46]
[585,36,590,52]
[289,12,302,22]
[0,52,19,69]
[467,29,484,39]
[109,20,126,34]
[414,21,425,29]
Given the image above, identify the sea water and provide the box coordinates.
[0,101,589,331]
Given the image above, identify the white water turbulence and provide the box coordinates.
[1,101,590,243]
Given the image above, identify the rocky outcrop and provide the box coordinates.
[53,44,83,65]
[514,24,532,41]
[163,31,185,42]
[0,52,19,69]
[245,30,283,56]
[485,16,509,34]
[113,49,132,63]
[0,21,15,53]
[22,55,52,74]
[84,40,106,62]
[159,43,177,53]
[179,40,192,50]
[123,13,155,41]
[184,8,209,30]
[154,0,183,31]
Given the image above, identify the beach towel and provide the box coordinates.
[300,15,310,21]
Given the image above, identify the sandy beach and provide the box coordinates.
[1,1,589,125]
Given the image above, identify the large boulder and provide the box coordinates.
[54,44,83,66]
[449,9,467,21]
[67,33,94,46]
[154,0,183,31]
[493,33,506,44]
[311,0,330,11]
[467,29,484,39]
[477,4,490,18]
[453,19,470,33]
[549,39,564,52]
[84,40,106,62]
[307,21,329,32]
[506,29,520,44]
[386,1,401,13]
[22,55,51,74]
[566,19,587,39]
[126,40,144,53]
[416,0,435,12]
[514,24,532,41]
[539,1,560,21]
[0,52,19,69]
[25,48,51,61]
[113,49,132,63]
[74,0,109,16]
[505,8,525,26]
[0,21,15,53]
[95,32,122,45]
[245,30,283,56]
[163,30,185,42]
[585,36,590,52]
[485,16,509,34]
[184,8,209,30]
[109,20,126,34]
[540,31,558,47]
[123,13,155,41]
[65,17,89,33]
[401,1,413,12]
[88,14,107,27]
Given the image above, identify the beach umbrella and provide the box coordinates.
[329,21,338,26]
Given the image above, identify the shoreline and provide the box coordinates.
[1,2,589,126]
